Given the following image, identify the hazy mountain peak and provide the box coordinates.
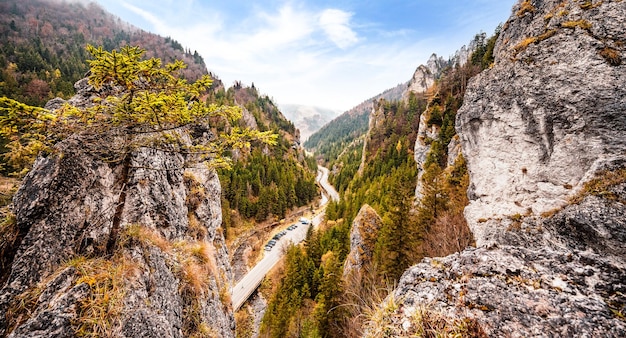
[279,104,342,142]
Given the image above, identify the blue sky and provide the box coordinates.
[96,0,516,111]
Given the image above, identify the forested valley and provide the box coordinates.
[213,84,318,237]
[258,29,500,337]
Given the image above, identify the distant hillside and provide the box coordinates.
[303,82,406,163]
[279,104,340,142]
[0,0,212,107]
[211,81,317,229]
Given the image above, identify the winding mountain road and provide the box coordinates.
[316,166,339,203]
[231,166,338,311]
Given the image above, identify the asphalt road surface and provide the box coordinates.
[317,166,339,202]
[231,166,336,310]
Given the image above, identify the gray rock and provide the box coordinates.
[426,53,447,77]
[446,134,462,168]
[250,291,268,338]
[0,80,236,337]
[375,187,626,337]
[404,64,436,99]
[343,204,383,279]
[456,0,626,246]
[394,242,626,337]
[358,100,385,176]
[8,267,90,338]
[413,111,440,200]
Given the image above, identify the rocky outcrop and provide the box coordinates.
[402,54,446,102]
[0,80,235,337]
[413,110,441,200]
[240,106,259,130]
[357,99,386,176]
[451,38,478,68]
[343,204,383,279]
[371,0,626,336]
[388,183,626,337]
[446,134,462,168]
[456,0,626,246]
[404,65,435,99]
[402,40,478,104]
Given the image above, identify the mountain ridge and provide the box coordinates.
[0,0,212,107]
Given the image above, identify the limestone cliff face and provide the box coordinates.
[456,0,626,246]
[370,0,626,336]
[0,80,235,337]
[357,99,386,176]
[343,204,383,279]
[413,111,441,200]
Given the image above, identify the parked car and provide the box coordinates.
[299,217,310,225]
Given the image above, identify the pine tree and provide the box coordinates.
[373,167,419,281]
[0,45,277,176]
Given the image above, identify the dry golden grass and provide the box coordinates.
[364,293,400,338]
[539,168,626,218]
[512,29,557,57]
[184,171,206,211]
[188,323,217,338]
[120,222,224,336]
[172,239,223,336]
[561,20,592,30]
[517,0,536,17]
[514,37,539,53]
[235,307,255,338]
[0,210,18,280]
[538,29,558,41]
[599,47,622,66]
[175,240,219,295]
[339,267,395,337]
[187,212,208,241]
[540,208,561,218]
[580,0,593,9]
[570,168,626,204]
[179,258,210,297]
[6,240,139,336]
[4,277,47,334]
[119,224,170,252]
[0,176,19,207]
[580,1,603,10]
[70,254,139,337]
[410,307,486,338]
[365,295,486,338]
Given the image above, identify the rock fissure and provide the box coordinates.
[107,155,132,256]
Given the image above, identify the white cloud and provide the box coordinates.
[319,9,359,49]
[102,1,511,111]
[120,2,168,32]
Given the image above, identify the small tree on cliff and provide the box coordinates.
[0,45,276,176]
